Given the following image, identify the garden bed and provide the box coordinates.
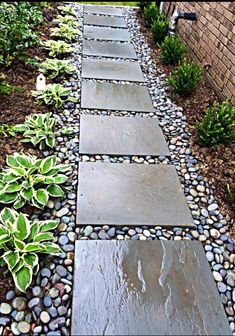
[137,11,235,230]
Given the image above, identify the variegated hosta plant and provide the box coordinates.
[58,5,77,17]
[53,15,79,28]
[0,208,61,292]
[15,112,57,149]
[50,24,78,42]
[39,59,76,79]
[32,83,77,109]
[42,40,76,58]
[0,153,71,209]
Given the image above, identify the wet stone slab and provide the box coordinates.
[71,240,231,336]
[81,59,144,81]
[84,14,127,28]
[83,40,137,59]
[76,162,194,227]
[81,81,155,112]
[79,115,170,156]
[83,26,131,41]
[84,5,124,16]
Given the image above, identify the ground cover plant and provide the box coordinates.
[42,39,76,58]
[39,58,76,78]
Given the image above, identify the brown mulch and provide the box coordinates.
[0,4,58,301]
[137,11,235,233]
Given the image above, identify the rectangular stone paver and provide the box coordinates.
[71,240,231,336]
[83,40,137,59]
[79,115,170,156]
[84,5,124,16]
[84,14,127,28]
[81,81,155,112]
[81,59,144,81]
[76,162,194,227]
[83,26,130,41]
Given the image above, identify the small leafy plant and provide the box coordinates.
[53,15,79,28]
[167,58,203,96]
[39,58,75,78]
[0,208,61,292]
[32,83,76,108]
[0,124,17,137]
[196,100,235,147]
[15,113,57,149]
[0,153,71,209]
[160,35,187,65]
[42,40,76,58]
[50,24,78,42]
[58,5,77,17]
[137,1,151,12]
[0,73,23,95]
[143,3,161,27]
[151,16,169,45]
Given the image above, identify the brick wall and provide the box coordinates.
[164,2,235,104]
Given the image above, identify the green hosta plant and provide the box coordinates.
[53,15,79,28]
[160,35,187,65]
[0,153,71,209]
[196,100,235,147]
[167,58,203,96]
[42,40,76,58]
[39,58,75,78]
[32,83,77,108]
[50,24,78,42]
[0,208,61,292]
[58,5,77,17]
[14,113,57,149]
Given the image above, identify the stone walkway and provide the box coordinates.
[72,4,232,335]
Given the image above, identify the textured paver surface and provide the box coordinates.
[83,26,130,41]
[76,162,194,227]
[79,115,170,156]
[71,240,231,336]
[81,59,144,81]
[81,81,155,112]
[84,14,127,28]
[83,40,137,59]
[84,5,124,16]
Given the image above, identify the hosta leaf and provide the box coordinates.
[35,189,49,206]
[16,155,31,168]
[20,188,33,201]
[33,232,54,243]
[12,167,25,176]
[4,173,21,183]
[5,183,21,193]
[0,208,16,226]
[45,168,59,176]
[24,242,43,252]
[0,192,18,204]
[40,156,55,174]
[28,222,40,241]
[23,253,38,268]
[15,213,30,241]
[0,232,11,245]
[14,198,26,210]
[6,155,18,168]
[14,124,29,132]
[3,251,20,270]
[45,136,55,148]
[47,184,64,197]
[13,265,33,292]
[53,174,68,184]
[31,197,44,209]
[44,176,56,184]
[40,220,59,232]
[12,258,24,273]
[38,115,43,127]
[41,242,61,254]
[14,238,26,251]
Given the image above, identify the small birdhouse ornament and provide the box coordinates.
[36,74,46,90]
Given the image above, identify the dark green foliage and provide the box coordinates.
[143,3,160,27]
[137,1,151,12]
[196,100,235,147]
[167,58,203,96]
[0,2,44,66]
[160,35,187,65]
[151,16,169,45]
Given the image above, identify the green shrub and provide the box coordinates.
[42,40,76,58]
[143,3,160,27]
[50,24,78,42]
[196,100,235,147]
[151,16,169,45]
[0,208,61,292]
[39,59,75,78]
[32,83,77,108]
[15,113,57,149]
[137,1,151,12]
[0,153,71,209]
[160,35,187,65]
[167,58,203,96]
[0,2,43,66]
